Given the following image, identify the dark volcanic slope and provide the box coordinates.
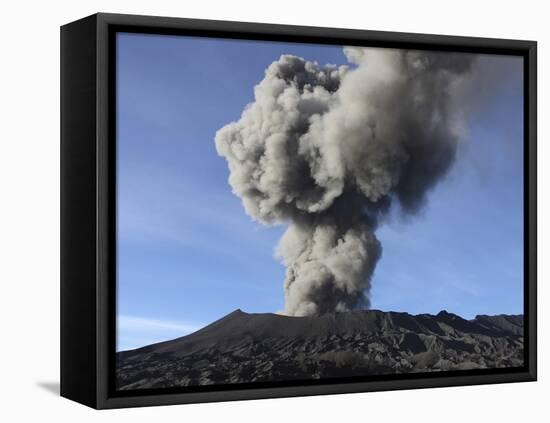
[116,309,524,390]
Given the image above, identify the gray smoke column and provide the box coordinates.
[215,47,475,316]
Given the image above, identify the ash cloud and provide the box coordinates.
[215,47,476,316]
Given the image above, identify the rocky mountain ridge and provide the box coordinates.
[116,309,524,390]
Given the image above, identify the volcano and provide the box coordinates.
[116,309,524,390]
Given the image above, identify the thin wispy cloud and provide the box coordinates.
[118,315,201,333]
[118,162,284,259]
[117,315,203,351]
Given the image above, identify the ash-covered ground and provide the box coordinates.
[116,309,524,390]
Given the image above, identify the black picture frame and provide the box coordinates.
[60,12,537,409]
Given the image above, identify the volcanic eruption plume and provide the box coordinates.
[215,47,475,316]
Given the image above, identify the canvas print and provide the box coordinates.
[115,33,524,391]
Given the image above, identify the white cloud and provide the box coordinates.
[118,315,201,333]
[117,315,203,351]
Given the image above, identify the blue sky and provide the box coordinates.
[116,32,524,351]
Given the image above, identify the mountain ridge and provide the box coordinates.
[116,309,524,390]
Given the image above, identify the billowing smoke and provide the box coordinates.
[215,47,475,316]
